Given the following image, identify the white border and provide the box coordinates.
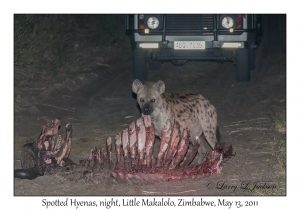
[2,1,295,209]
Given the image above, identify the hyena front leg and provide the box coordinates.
[197,135,212,163]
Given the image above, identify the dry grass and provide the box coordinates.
[272,112,286,134]
[14,14,125,73]
[14,14,129,106]
[251,113,286,196]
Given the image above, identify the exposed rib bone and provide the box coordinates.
[129,121,137,166]
[156,119,172,167]
[164,121,181,167]
[106,137,112,165]
[182,136,200,167]
[115,133,122,167]
[97,148,102,164]
[171,128,190,169]
[89,146,98,167]
[121,128,130,167]
[137,124,146,167]
[100,147,106,165]
[144,117,155,168]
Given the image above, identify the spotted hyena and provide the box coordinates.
[132,79,219,162]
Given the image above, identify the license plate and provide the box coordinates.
[174,41,205,50]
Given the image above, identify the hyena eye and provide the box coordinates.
[140,98,144,103]
[150,99,155,103]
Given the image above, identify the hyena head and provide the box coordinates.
[132,79,165,115]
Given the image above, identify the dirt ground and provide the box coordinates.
[13,15,286,196]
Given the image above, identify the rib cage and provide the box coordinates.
[82,116,235,184]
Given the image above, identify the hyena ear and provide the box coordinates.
[132,79,143,94]
[154,80,165,94]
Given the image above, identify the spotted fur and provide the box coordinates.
[132,79,219,162]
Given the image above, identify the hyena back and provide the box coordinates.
[132,79,219,162]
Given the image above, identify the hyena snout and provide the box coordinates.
[141,102,153,115]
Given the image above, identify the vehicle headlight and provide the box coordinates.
[147,17,160,29]
[221,16,234,29]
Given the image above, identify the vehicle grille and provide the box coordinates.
[165,14,214,35]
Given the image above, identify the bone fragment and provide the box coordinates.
[135,117,144,128]
[143,115,152,128]
[54,124,72,165]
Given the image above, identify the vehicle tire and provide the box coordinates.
[236,49,250,82]
[133,49,148,81]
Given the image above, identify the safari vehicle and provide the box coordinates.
[125,14,262,82]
